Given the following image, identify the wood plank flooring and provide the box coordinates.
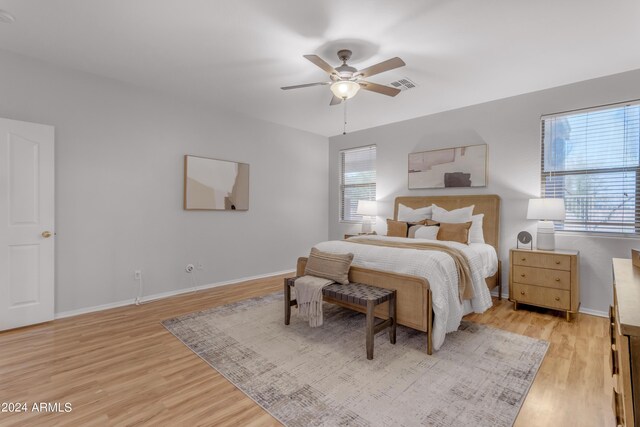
[0,275,614,426]
[466,303,614,427]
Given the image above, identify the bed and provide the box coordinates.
[295,194,501,354]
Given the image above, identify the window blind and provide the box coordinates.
[541,100,640,234]
[340,145,376,222]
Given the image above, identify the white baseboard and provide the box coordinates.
[491,290,510,300]
[490,290,607,318]
[55,299,135,319]
[578,307,607,318]
[56,271,609,321]
[55,269,294,320]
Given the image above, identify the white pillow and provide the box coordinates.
[468,214,485,244]
[398,204,433,222]
[412,225,440,240]
[431,204,485,244]
[431,204,474,223]
[408,224,422,238]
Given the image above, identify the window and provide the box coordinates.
[541,100,640,234]
[340,145,376,222]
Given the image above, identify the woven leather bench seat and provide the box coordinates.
[323,282,395,306]
[284,276,396,360]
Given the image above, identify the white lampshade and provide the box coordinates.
[527,198,565,221]
[356,200,377,217]
[330,81,360,100]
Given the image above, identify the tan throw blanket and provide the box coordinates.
[295,275,334,327]
[348,238,474,302]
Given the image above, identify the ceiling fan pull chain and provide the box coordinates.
[343,99,347,135]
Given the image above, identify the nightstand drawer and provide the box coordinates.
[512,251,571,271]
[512,266,571,290]
[512,282,571,310]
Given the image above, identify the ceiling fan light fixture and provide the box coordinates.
[330,80,360,100]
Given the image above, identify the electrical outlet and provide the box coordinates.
[134,270,141,280]
[185,264,194,273]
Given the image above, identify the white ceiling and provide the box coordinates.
[1,0,639,137]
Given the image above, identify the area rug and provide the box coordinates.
[162,293,548,427]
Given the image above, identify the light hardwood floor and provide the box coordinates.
[0,275,614,427]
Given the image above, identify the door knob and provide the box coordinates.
[41,231,52,238]
[520,291,525,295]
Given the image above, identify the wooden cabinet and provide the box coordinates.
[509,248,579,321]
[611,258,640,427]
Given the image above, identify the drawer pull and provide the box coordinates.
[520,274,526,277]
[521,257,526,261]
[611,322,616,347]
[611,345,620,375]
[612,390,624,425]
[555,278,560,282]
[610,306,617,347]
[520,291,525,295]
[555,297,560,301]
[555,260,561,265]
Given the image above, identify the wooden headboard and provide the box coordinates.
[393,195,501,252]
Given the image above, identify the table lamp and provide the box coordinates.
[527,198,565,250]
[356,200,377,234]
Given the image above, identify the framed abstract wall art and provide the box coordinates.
[184,155,249,210]
[408,144,487,189]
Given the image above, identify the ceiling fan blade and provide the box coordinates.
[357,57,406,78]
[330,95,343,106]
[281,82,330,90]
[303,54,337,75]
[359,81,401,97]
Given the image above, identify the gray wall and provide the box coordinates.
[329,68,640,315]
[0,50,329,314]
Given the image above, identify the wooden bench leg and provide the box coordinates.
[366,300,375,360]
[284,278,291,325]
[389,291,396,345]
[497,260,502,300]
[427,289,433,356]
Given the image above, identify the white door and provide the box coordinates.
[0,118,54,330]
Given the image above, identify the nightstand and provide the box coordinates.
[509,248,580,321]
[344,232,377,239]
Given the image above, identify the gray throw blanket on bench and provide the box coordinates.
[295,275,334,327]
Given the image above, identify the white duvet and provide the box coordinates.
[315,235,495,351]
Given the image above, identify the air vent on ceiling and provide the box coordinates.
[0,10,15,24]
[389,77,417,91]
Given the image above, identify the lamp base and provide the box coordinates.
[361,217,373,234]
[536,220,556,251]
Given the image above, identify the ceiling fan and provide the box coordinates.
[281,49,406,105]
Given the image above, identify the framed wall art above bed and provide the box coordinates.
[408,144,487,189]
